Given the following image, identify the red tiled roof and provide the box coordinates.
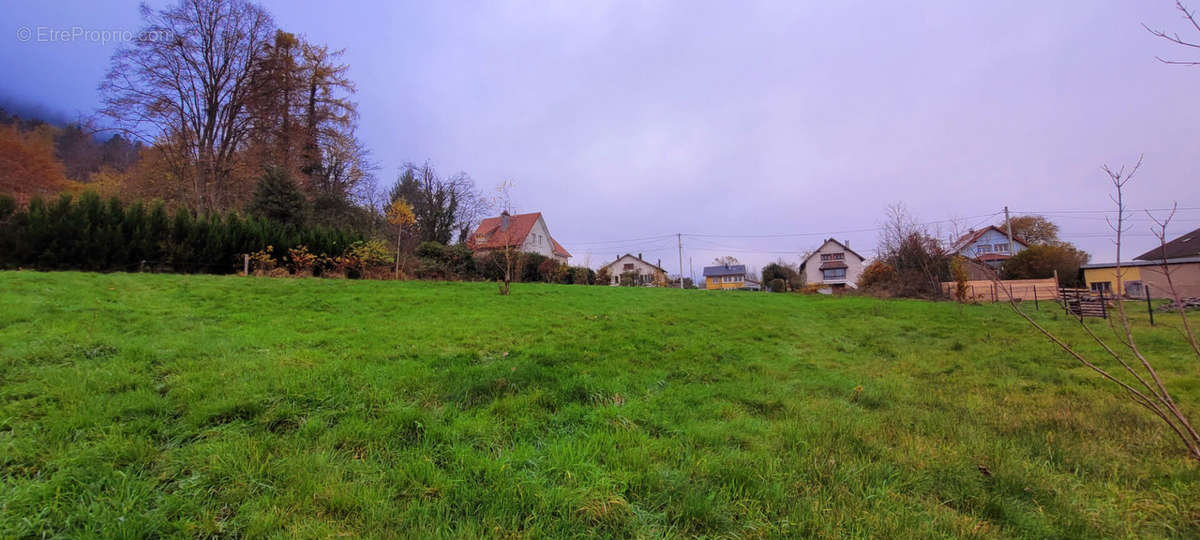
[976,253,1010,262]
[819,261,848,270]
[466,212,571,258]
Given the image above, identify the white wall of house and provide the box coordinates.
[599,254,664,285]
[520,216,567,263]
[803,240,866,288]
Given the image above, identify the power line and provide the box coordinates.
[556,206,1196,258]
[681,212,1001,240]
[1013,207,1200,215]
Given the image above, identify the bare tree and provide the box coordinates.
[995,157,1200,461]
[100,0,274,212]
[873,203,950,298]
[492,180,519,296]
[1145,1,1200,65]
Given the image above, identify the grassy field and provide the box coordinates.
[1,272,1198,538]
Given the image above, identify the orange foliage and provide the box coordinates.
[0,124,72,202]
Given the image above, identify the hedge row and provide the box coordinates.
[412,241,597,284]
[0,193,361,273]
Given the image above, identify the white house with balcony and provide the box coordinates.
[800,238,867,290]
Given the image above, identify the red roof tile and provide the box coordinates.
[467,212,571,259]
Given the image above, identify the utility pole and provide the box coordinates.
[689,257,693,289]
[1004,206,1014,255]
[677,233,684,289]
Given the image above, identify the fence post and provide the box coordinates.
[1099,289,1107,319]
[243,254,250,276]
[1033,285,1038,310]
[1146,284,1154,326]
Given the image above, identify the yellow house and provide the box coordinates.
[702,264,761,290]
[1082,258,1200,298]
[1081,264,1141,296]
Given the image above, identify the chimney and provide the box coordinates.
[638,253,642,260]
[500,210,510,231]
[657,258,661,268]
[844,239,850,248]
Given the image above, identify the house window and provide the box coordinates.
[1090,281,1112,294]
[623,263,634,271]
[822,268,847,280]
[993,243,1010,253]
[820,253,845,261]
[977,244,992,254]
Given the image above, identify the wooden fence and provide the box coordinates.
[939,277,1060,303]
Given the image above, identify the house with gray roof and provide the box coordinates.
[702,264,761,290]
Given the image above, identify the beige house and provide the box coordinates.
[800,238,867,290]
[599,253,667,286]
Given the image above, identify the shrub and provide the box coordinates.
[857,260,896,291]
[569,266,594,285]
[288,245,317,275]
[950,255,970,302]
[538,259,567,283]
[416,241,446,260]
[762,263,799,291]
[443,244,477,279]
[767,278,787,293]
[520,252,547,282]
[1001,243,1089,287]
[248,247,276,275]
[596,267,612,286]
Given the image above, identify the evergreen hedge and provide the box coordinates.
[0,193,361,273]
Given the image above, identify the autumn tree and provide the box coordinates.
[0,124,72,202]
[1001,215,1060,246]
[247,30,305,173]
[100,0,274,212]
[387,198,415,277]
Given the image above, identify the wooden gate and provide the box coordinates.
[1058,287,1108,319]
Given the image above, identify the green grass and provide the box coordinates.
[2,272,1199,538]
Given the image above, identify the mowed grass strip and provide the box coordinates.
[1,271,1198,538]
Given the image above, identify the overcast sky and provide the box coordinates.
[3,1,1199,277]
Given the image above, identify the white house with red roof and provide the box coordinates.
[950,225,1026,269]
[466,211,571,263]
